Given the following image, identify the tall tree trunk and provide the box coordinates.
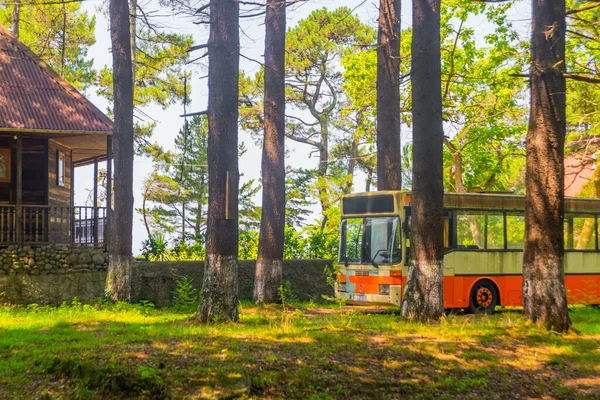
[522,0,570,332]
[107,0,134,302]
[196,168,206,237]
[142,184,151,238]
[376,0,402,190]
[316,117,330,218]
[402,0,444,321]
[130,0,137,85]
[198,0,240,323]
[344,135,359,194]
[11,0,20,38]
[366,166,374,192]
[181,202,186,241]
[254,0,286,304]
[60,0,67,75]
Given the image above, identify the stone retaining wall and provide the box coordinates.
[0,245,108,276]
[0,257,333,306]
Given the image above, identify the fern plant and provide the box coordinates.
[171,276,198,313]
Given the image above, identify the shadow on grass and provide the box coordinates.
[0,308,599,399]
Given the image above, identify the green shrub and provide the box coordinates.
[170,276,199,313]
[141,232,170,261]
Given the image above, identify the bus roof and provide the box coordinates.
[341,191,600,215]
[443,192,600,214]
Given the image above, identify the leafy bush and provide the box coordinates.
[278,280,298,303]
[239,230,259,260]
[170,241,205,261]
[141,232,170,261]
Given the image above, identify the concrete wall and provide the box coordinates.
[0,259,334,306]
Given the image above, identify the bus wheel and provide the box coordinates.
[467,280,498,315]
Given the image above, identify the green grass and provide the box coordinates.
[1,301,599,399]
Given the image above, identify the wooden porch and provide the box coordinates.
[0,133,113,248]
[0,205,107,246]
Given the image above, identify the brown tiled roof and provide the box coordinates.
[0,24,112,133]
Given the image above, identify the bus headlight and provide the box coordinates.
[338,282,346,292]
[379,284,390,295]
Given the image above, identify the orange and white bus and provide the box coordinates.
[336,191,600,313]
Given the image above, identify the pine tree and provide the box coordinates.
[107,0,135,302]
[402,0,444,321]
[376,0,402,190]
[522,0,571,332]
[198,0,241,323]
[254,0,286,304]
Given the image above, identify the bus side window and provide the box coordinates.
[486,214,504,249]
[572,215,596,250]
[506,215,525,249]
[565,216,574,250]
[456,212,485,249]
[443,218,450,248]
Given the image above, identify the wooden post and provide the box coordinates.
[16,135,22,246]
[70,153,74,243]
[106,135,112,249]
[93,157,99,246]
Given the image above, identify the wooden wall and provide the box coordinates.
[0,136,47,205]
[23,139,47,205]
[0,136,12,204]
[47,140,72,244]
[47,140,72,208]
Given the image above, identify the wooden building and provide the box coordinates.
[0,24,112,247]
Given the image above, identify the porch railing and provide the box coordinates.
[0,205,107,246]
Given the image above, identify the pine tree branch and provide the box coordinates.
[566,1,600,16]
[186,52,208,64]
[179,110,208,118]
[188,43,209,52]
[510,73,600,84]
[564,73,600,84]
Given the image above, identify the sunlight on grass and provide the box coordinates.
[0,302,599,399]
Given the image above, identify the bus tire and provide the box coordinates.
[467,280,499,315]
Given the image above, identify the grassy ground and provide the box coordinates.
[0,301,599,399]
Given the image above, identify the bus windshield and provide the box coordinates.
[339,217,401,266]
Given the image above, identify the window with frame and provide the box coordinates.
[57,151,65,187]
[486,214,504,249]
[456,212,485,249]
[456,211,506,250]
[565,214,597,250]
[506,214,525,249]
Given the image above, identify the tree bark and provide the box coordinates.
[402,0,444,321]
[254,0,286,304]
[522,0,571,332]
[11,0,20,38]
[366,166,374,192]
[376,0,402,190]
[345,135,359,194]
[198,0,240,323]
[60,0,67,75]
[107,0,134,302]
[130,0,137,86]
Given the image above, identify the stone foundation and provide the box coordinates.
[0,245,108,276]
